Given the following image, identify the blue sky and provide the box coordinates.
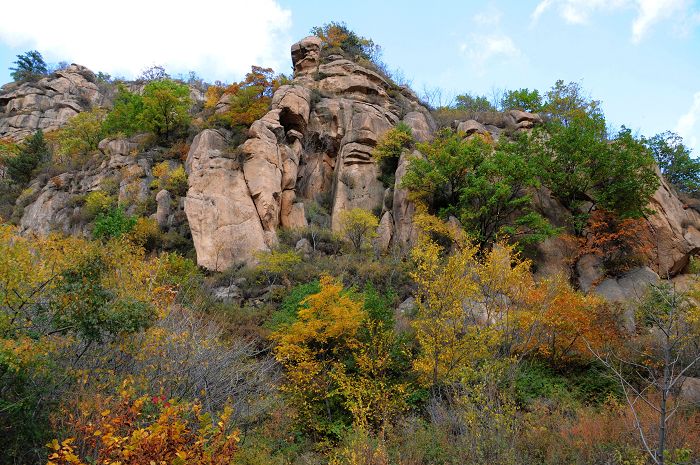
[1,0,699,150]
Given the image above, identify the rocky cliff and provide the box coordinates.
[0,64,107,140]
[4,37,700,296]
[183,36,436,270]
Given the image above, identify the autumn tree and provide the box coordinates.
[373,122,414,187]
[139,79,191,140]
[410,214,539,388]
[0,226,168,462]
[271,275,366,435]
[409,215,539,461]
[410,215,482,387]
[577,209,652,276]
[208,66,286,130]
[48,392,239,465]
[338,208,379,252]
[589,284,700,465]
[271,275,407,437]
[522,275,621,365]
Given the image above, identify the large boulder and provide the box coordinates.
[291,36,322,76]
[184,129,268,271]
[644,171,700,277]
[594,266,661,330]
[0,64,106,140]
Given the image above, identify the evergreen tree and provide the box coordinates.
[6,130,49,185]
[9,50,48,82]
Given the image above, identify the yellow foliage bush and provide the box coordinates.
[83,190,114,219]
[338,208,379,252]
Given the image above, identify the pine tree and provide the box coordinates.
[9,50,48,82]
[6,130,49,184]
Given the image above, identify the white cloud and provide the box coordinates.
[460,34,520,73]
[531,0,694,42]
[531,0,628,24]
[676,92,700,153]
[632,0,689,42]
[473,6,502,27]
[0,0,293,81]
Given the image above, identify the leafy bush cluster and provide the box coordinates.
[104,80,192,140]
[205,66,287,136]
[312,21,382,64]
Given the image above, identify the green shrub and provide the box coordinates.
[139,79,192,140]
[373,122,414,187]
[54,108,106,160]
[92,206,136,240]
[265,280,321,330]
[311,22,381,64]
[102,84,146,137]
[454,93,496,112]
[162,165,188,195]
[402,129,556,250]
[646,131,700,195]
[127,217,162,251]
[501,88,543,112]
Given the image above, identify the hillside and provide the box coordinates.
[1,24,700,465]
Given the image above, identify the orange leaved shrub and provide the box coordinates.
[48,386,239,465]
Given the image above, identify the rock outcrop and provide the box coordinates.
[4,37,699,300]
[184,36,435,270]
[18,135,189,241]
[184,129,268,270]
[0,65,107,140]
[644,170,700,277]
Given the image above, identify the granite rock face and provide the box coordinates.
[184,36,435,269]
[0,65,107,140]
[19,135,189,242]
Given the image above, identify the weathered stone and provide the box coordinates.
[0,64,106,140]
[577,254,605,292]
[403,111,435,143]
[211,284,242,304]
[594,266,661,330]
[644,170,700,277]
[457,119,488,136]
[184,129,268,270]
[287,202,308,229]
[295,237,313,258]
[155,189,171,228]
[374,211,393,253]
[291,36,322,76]
[392,150,419,251]
[678,377,700,406]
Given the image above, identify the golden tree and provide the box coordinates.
[338,208,379,252]
[271,275,365,434]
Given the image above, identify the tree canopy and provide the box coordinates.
[402,129,556,250]
[10,50,48,82]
